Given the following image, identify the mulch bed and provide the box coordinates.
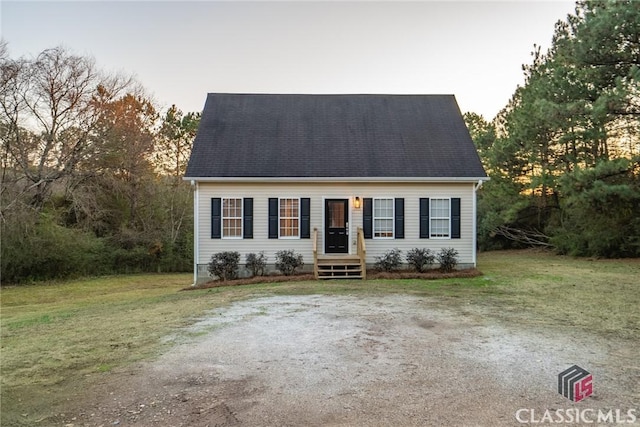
[367,268,483,280]
[183,268,483,291]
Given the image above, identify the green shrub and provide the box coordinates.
[437,248,459,272]
[275,250,304,276]
[207,251,240,281]
[111,246,154,274]
[245,252,267,277]
[374,248,403,272]
[0,212,110,283]
[406,248,435,272]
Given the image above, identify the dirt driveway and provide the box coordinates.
[63,294,638,426]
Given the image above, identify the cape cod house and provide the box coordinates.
[184,93,487,284]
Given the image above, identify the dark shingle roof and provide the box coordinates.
[185,94,487,179]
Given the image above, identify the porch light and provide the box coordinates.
[354,197,361,209]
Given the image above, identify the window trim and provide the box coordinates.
[430,197,451,239]
[372,197,395,239]
[221,197,243,239]
[278,197,301,239]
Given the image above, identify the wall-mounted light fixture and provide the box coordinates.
[354,196,361,209]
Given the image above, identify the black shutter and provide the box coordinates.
[211,198,221,239]
[243,198,253,239]
[363,198,372,239]
[394,198,404,239]
[451,198,461,239]
[420,198,429,238]
[268,198,278,239]
[300,198,310,238]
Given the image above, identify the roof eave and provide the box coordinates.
[183,176,489,183]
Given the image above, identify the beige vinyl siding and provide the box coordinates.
[196,182,477,271]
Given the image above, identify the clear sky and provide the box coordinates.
[1,1,576,119]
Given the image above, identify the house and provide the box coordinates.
[184,93,487,284]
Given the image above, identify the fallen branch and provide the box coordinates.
[494,226,553,247]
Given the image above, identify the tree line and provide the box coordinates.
[1,1,638,284]
[1,42,200,283]
[466,0,639,258]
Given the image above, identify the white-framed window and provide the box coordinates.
[430,198,450,238]
[373,198,394,238]
[222,197,243,238]
[279,198,300,238]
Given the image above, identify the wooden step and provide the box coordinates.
[316,261,363,279]
[316,256,360,263]
[315,255,366,279]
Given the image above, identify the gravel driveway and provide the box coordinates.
[66,294,639,426]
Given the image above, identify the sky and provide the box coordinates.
[1,1,577,120]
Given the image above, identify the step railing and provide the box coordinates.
[312,227,319,279]
[357,227,367,280]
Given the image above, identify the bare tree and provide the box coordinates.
[0,45,132,212]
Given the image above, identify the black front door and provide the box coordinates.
[325,199,348,253]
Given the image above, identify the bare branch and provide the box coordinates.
[1,46,135,209]
[494,226,553,247]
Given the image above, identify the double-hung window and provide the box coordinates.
[211,197,252,239]
[279,198,300,238]
[373,198,394,238]
[268,198,310,239]
[363,197,404,239]
[430,198,450,238]
[419,197,459,239]
[222,198,243,238]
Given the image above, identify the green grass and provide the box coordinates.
[1,251,639,425]
[476,250,640,336]
[3,274,212,386]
